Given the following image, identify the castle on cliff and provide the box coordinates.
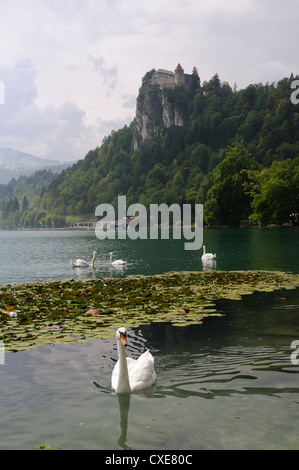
[150,63,192,92]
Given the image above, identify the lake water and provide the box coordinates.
[0,227,298,285]
[0,228,298,450]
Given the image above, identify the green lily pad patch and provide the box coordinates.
[0,270,298,352]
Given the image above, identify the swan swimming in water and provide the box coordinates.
[111,327,156,393]
[70,250,97,268]
[201,245,216,260]
[110,252,127,265]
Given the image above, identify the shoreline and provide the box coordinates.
[0,223,298,232]
[1,270,298,353]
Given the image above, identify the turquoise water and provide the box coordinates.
[0,289,298,450]
[0,227,298,285]
[0,228,298,450]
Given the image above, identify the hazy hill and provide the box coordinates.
[0,148,74,183]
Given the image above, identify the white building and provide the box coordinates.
[151,63,191,91]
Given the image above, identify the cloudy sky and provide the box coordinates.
[0,0,298,162]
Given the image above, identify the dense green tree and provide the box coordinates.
[191,66,201,95]
[22,196,29,212]
[204,141,259,226]
[246,157,299,225]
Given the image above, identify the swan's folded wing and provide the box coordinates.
[78,259,89,266]
[128,350,156,391]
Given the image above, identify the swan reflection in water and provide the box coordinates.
[116,387,155,449]
[117,393,131,449]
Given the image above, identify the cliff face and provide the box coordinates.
[133,88,184,151]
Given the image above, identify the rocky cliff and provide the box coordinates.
[133,87,184,151]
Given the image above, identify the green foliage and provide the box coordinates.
[246,157,299,225]
[1,271,298,352]
[0,73,299,227]
[35,443,61,450]
[0,169,61,228]
[0,202,65,229]
[191,66,201,95]
[204,141,259,226]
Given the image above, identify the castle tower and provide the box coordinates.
[174,63,184,86]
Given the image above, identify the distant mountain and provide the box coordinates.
[0,148,74,183]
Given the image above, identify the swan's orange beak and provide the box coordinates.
[120,333,128,346]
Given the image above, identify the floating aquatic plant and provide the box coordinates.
[0,270,298,352]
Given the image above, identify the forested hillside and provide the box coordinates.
[1,71,299,228]
[0,169,66,228]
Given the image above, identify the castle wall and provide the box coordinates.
[183,74,192,92]
[175,69,184,86]
[152,69,175,85]
[151,65,192,92]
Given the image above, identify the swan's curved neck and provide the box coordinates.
[116,339,131,394]
[203,246,206,255]
[91,252,96,268]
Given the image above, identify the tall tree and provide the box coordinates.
[204,141,259,226]
[247,157,299,225]
[191,66,200,95]
[22,195,29,212]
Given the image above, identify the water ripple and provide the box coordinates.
[152,343,299,402]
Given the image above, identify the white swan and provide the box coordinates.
[70,250,97,268]
[201,245,216,260]
[111,327,156,393]
[110,252,127,265]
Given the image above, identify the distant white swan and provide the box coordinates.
[110,252,127,265]
[70,250,97,268]
[201,245,216,260]
[111,327,156,393]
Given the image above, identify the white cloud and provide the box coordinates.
[87,55,119,94]
[0,0,298,162]
[122,94,136,110]
[0,60,100,160]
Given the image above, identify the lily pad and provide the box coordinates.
[0,270,298,352]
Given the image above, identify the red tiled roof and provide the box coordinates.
[175,63,184,71]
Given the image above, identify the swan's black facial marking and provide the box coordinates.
[120,331,128,346]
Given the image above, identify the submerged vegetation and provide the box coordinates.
[1,270,298,352]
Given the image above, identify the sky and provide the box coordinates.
[0,0,298,162]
